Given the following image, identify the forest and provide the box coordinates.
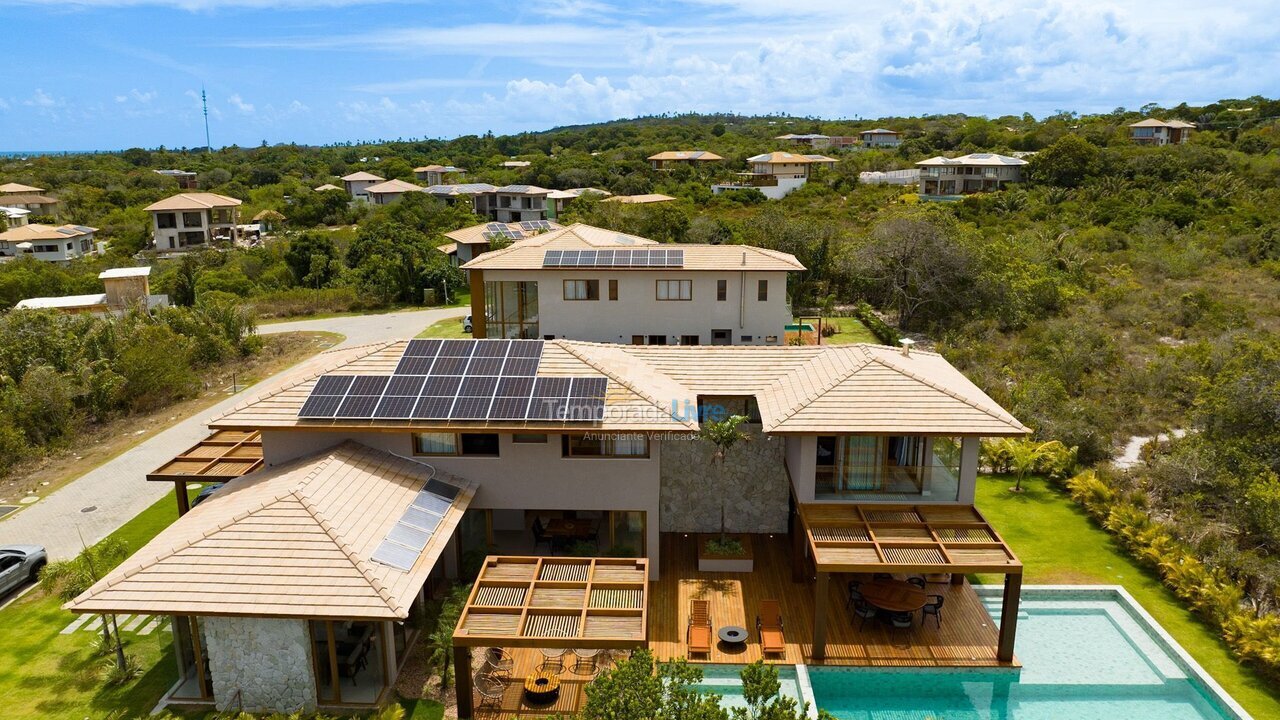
[3,97,1280,678]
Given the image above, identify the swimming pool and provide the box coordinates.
[692,663,804,712]
[807,587,1249,720]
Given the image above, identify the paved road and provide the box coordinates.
[0,306,467,560]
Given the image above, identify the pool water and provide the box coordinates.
[808,593,1238,720]
[693,664,803,711]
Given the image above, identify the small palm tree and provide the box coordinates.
[1000,439,1066,493]
[39,537,131,672]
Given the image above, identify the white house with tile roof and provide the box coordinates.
[916,153,1027,196]
[341,171,385,201]
[1128,118,1195,145]
[144,192,242,254]
[712,151,828,199]
[859,128,902,148]
[0,223,100,263]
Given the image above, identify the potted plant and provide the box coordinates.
[696,415,755,572]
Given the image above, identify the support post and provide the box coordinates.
[468,270,485,339]
[454,644,474,719]
[175,480,190,516]
[791,506,806,583]
[812,571,829,660]
[997,572,1022,663]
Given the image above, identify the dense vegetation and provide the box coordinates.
[4,97,1280,685]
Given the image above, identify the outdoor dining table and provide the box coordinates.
[859,578,928,613]
[544,518,596,539]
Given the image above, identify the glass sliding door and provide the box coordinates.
[815,435,961,501]
[484,280,539,338]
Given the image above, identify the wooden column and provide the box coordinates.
[997,572,1022,663]
[790,506,806,583]
[812,571,829,660]
[454,644,474,719]
[175,481,191,516]
[468,270,485,339]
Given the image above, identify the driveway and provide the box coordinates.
[0,305,467,560]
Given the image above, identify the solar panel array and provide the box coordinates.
[519,220,553,232]
[483,222,523,240]
[370,477,462,572]
[297,339,607,422]
[542,248,684,268]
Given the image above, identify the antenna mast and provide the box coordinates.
[201,86,212,153]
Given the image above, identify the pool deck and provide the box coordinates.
[467,534,1015,718]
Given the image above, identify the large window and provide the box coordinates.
[181,211,203,227]
[484,280,539,338]
[815,435,960,501]
[656,279,692,301]
[413,432,500,457]
[563,279,599,301]
[563,434,649,458]
[155,212,177,229]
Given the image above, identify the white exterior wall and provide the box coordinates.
[486,269,792,345]
[260,430,664,576]
[711,176,807,200]
[344,179,379,201]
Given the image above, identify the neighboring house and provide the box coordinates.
[1,206,31,228]
[491,185,551,222]
[462,222,802,345]
[500,160,531,168]
[314,183,342,192]
[712,151,824,200]
[253,210,286,234]
[363,179,423,205]
[154,169,199,189]
[0,182,59,216]
[14,266,168,314]
[1128,118,1195,145]
[0,223,99,263]
[423,183,499,217]
[439,220,562,266]
[601,193,676,205]
[776,133,830,148]
[916,153,1027,196]
[145,192,242,255]
[859,169,920,186]
[547,187,611,215]
[859,128,902,149]
[65,334,1029,715]
[341,171,386,201]
[647,150,724,170]
[413,165,465,185]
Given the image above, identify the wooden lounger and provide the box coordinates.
[687,599,712,654]
[757,599,785,654]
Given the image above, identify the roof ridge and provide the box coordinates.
[763,347,875,431]
[866,354,1026,430]
[555,341,698,430]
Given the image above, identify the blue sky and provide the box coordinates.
[1,0,1277,151]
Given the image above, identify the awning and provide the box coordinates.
[146,429,263,483]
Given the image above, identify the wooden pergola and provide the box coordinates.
[145,430,263,515]
[452,556,648,719]
[796,503,1023,663]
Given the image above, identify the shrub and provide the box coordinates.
[851,301,900,345]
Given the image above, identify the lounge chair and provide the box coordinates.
[687,599,712,654]
[756,599,785,654]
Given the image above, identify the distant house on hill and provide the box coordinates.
[916,153,1027,196]
[492,185,551,222]
[340,171,385,202]
[14,266,168,315]
[144,192,242,255]
[363,179,423,206]
[438,220,563,265]
[647,151,724,170]
[313,183,342,192]
[154,169,199,189]
[1128,118,1195,146]
[711,151,826,200]
[601,194,676,205]
[859,129,902,149]
[413,165,465,185]
[0,182,59,217]
[0,222,100,263]
[501,160,531,169]
[1,206,31,228]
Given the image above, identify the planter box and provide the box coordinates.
[697,534,754,573]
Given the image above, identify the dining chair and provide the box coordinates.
[852,598,878,630]
[907,576,926,589]
[890,611,914,629]
[922,595,945,628]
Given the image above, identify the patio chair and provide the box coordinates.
[907,576,926,589]
[475,671,506,710]
[845,581,864,611]
[572,648,602,676]
[890,612,914,629]
[922,595,945,628]
[484,647,514,679]
[687,599,712,654]
[851,598,878,630]
[756,599,786,655]
[532,517,555,553]
[538,647,566,672]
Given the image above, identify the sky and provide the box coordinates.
[0,0,1277,151]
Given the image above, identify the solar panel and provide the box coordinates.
[528,397,568,420]
[485,222,507,232]
[372,395,417,419]
[439,339,477,357]
[425,478,461,500]
[421,375,462,395]
[430,356,469,375]
[371,540,419,572]
[564,398,606,421]
[508,340,544,358]
[403,339,442,357]
[473,340,510,358]
[533,376,571,397]
[543,250,564,267]
[490,396,531,419]
[496,376,534,396]
[501,357,539,375]
[413,396,455,419]
[298,395,343,418]
[450,396,492,419]
[386,375,426,396]
[349,375,389,396]
[466,357,504,375]
[570,377,608,399]
[459,376,498,396]
[313,375,354,395]
[387,522,430,548]
[395,356,436,375]
[402,506,443,533]
[413,489,453,514]
[336,395,380,417]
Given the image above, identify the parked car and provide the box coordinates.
[463,314,473,333]
[0,545,46,596]
[193,482,225,507]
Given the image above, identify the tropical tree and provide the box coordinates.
[700,414,749,540]
[423,584,468,697]
[39,537,131,671]
[997,438,1069,492]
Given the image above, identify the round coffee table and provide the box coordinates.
[718,626,749,645]
[524,669,561,705]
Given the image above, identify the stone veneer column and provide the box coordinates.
[659,427,790,534]
[203,616,317,713]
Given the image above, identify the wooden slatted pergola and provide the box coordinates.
[453,556,648,719]
[796,503,1023,663]
[146,430,263,515]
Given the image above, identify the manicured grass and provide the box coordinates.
[417,317,470,339]
[975,474,1280,718]
[818,317,879,345]
[399,697,446,719]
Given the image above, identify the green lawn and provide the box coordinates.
[974,474,1280,718]
[417,317,470,339]
[819,317,879,345]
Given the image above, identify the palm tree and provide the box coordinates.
[39,537,131,671]
[699,415,749,540]
[1000,439,1066,493]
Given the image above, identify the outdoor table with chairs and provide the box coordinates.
[847,576,945,629]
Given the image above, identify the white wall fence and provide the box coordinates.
[859,169,920,186]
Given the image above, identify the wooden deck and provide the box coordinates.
[466,533,1014,718]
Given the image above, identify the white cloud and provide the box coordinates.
[228,93,255,114]
[23,89,57,108]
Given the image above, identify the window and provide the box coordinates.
[680,335,699,346]
[631,335,645,345]
[741,335,753,343]
[563,434,649,458]
[716,279,727,301]
[711,329,731,345]
[766,335,779,344]
[181,211,203,228]
[484,280,539,338]
[512,433,547,444]
[608,279,618,301]
[757,279,768,301]
[648,335,667,346]
[656,279,691,301]
[156,213,177,229]
[413,432,500,457]
[564,279,599,301]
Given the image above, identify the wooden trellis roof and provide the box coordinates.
[146,429,263,483]
[453,556,648,648]
[799,503,1021,575]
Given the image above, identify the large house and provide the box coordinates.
[461,223,802,345]
[14,266,168,314]
[859,129,902,149]
[712,151,829,200]
[414,165,465,185]
[66,332,1030,715]
[364,179,424,205]
[438,220,562,266]
[775,134,856,150]
[0,182,59,217]
[916,153,1027,196]
[144,193,242,255]
[491,185,551,223]
[425,183,499,218]
[648,151,724,170]
[1128,118,1195,145]
[341,171,386,202]
[0,223,99,263]
[154,169,199,189]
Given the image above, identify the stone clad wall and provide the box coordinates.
[659,427,790,534]
[204,616,316,713]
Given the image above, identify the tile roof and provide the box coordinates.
[647,151,724,162]
[1128,118,1195,128]
[0,223,97,241]
[98,266,151,279]
[144,193,242,211]
[0,193,58,205]
[860,128,900,135]
[314,184,342,192]
[341,171,385,182]
[601,193,677,204]
[748,151,815,164]
[424,183,498,196]
[916,153,1028,167]
[494,184,551,195]
[0,182,43,193]
[67,441,476,619]
[210,339,1027,437]
[364,179,423,194]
